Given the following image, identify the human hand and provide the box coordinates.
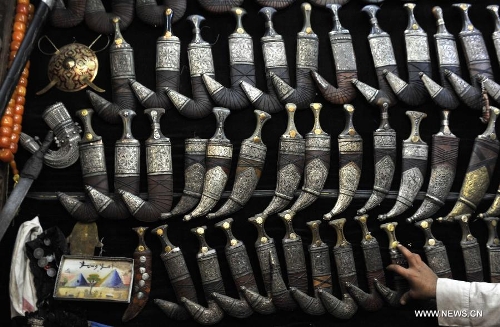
[386,244,438,305]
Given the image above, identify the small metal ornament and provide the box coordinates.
[414,219,452,279]
[66,222,103,256]
[455,214,484,282]
[482,217,500,283]
[378,111,428,221]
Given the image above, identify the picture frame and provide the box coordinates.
[53,255,134,303]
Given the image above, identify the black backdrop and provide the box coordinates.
[1,0,500,326]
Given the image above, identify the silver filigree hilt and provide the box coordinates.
[297,2,317,71]
[116,109,140,175]
[483,216,500,283]
[187,14,214,78]
[260,7,287,71]
[479,106,499,140]
[455,214,484,282]
[414,219,452,278]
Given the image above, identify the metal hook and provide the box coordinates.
[88,34,110,53]
[37,35,59,56]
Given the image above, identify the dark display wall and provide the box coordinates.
[1,0,500,326]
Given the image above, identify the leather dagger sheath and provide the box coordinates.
[415,219,452,279]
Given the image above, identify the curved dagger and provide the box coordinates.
[208,110,270,220]
[445,3,494,117]
[240,7,290,114]
[255,103,305,219]
[152,224,197,321]
[122,227,152,322]
[379,111,428,221]
[455,214,484,282]
[50,0,86,28]
[86,109,140,220]
[120,109,173,222]
[346,215,385,312]
[375,222,409,307]
[248,215,296,311]
[357,100,396,215]
[382,3,430,107]
[255,0,296,10]
[182,226,225,325]
[84,0,134,34]
[184,108,232,221]
[161,138,208,219]
[318,218,358,319]
[197,0,244,14]
[165,15,214,119]
[270,3,318,110]
[419,6,461,111]
[479,186,500,219]
[279,103,330,219]
[130,9,180,109]
[438,106,499,223]
[290,220,329,315]
[324,104,363,220]
[136,0,186,26]
[414,219,452,279]
[87,17,136,124]
[202,7,255,110]
[311,4,357,106]
[213,218,274,317]
[57,109,109,223]
[407,110,459,224]
[482,217,500,283]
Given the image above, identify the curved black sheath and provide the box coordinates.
[415,219,452,279]
[310,0,351,6]
[50,0,86,28]
[58,109,109,223]
[197,0,244,14]
[255,0,296,10]
[455,214,484,282]
[136,0,187,26]
[84,0,134,34]
[130,9,180,110]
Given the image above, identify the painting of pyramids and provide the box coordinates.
[53,255,134,303]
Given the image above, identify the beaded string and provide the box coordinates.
[0,0,35,183]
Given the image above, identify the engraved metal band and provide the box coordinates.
[42,103,72,131]
[186,139,208,153]
[163,251,191,283]
[188,45,215,77]
[262,40,287,69]
[461,34,491,63]
[339,139,363,153]
[402,143,428,160]
[310,246,331,276]
[305,135,330,151]
[198,252,222,284]
[206,143,233,159]
[406,34,431,62]
[80,145,107,177]
[110,49,135,79]
[368,35,396,68]
[297,37,319,70]
[436,36,460,66]
[280,138,306,154]
[157,39,181,71]
[115,145,140,176]
[229,35,254,65]
[239,141,267,162]
[226,243,253,280]
[146,144,172,175]
[330,37,357,72]
[374,132,397,148]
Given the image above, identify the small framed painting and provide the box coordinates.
[53,255,134,303]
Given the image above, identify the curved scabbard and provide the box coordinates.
[213,218,268,317]
[165,15,214,119]
[479,179,500,218]
[383,3,430,107]
[162,138,208,219]
[489,5,500,66]
[50,0,86,28]
[456,214,484,282]
[87,17,136,124]
[379,111,428,221]
[375,222,408,307]
[311,4,357,106]
[122,227,152,322]
[202,7,255,110]
[255,0,296,10]
[408,112,459,224]
[152,224,197,321]
[439,108,499,222]
[290,220,330,315]
[483,217,500,283]
[358,5,398,106]
[446,3,494,114]
[208,110,270,220]
[415,219,452,279]
[420,6,461,110]
[197,0,243,14]
[319,219,358,319]
[346,215,385,312]
[184,108,232,221]
[324,104,362,220]
[136,0,187,26]
[271,3,318,110]
[130,9,180,109]
[20,102,81,169]
[86,109,140,220]
[358,101,396,215]
[58,109,108,223]
[120,109,173,222]
[85,0,134,34]
[240,7,289,114]
[259,104,305,217]
[280,103,329,218]
[280,213,308,294]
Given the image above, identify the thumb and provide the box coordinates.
[400,291,411,306]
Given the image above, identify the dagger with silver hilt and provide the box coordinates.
[324,104,363,220]
[488,5,500,67]
[318,218,358,319]
[438,105,499,223]
[414,219,452,279]
[379,111,428,221]
[455,214,484,282]
[290,220,330,315]
[346,215,385,312]
[375,222,409,307]
[482,216,500,283]
[213,218,275,317]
